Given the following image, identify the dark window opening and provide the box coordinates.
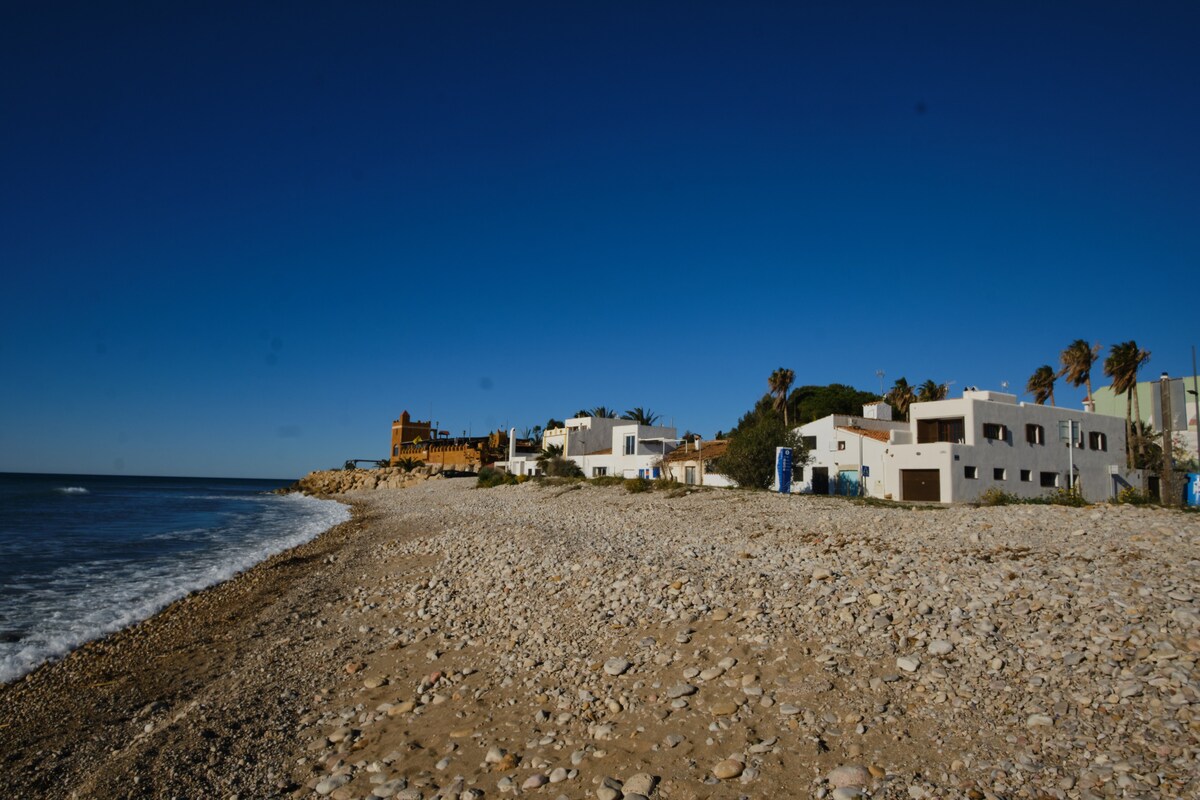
[917,417,965,444]
[1040,471,1059,488]
[1026,424,1044,445]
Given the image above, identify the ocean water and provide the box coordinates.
[0,472,350,684]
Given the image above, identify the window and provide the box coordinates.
[802,436,817,451]
[837,441,847,451]
[982,423,1007,441]
[1088,431,1107,451]
[1040,471,1059,488]
[994,468,1006,480]
[624,434,636,455]
[592,466,607,477]
[393,444,399,457]
[685,466,696,485]
[964,466,978,479]
[917,417,965,444]
[1026,424,1044,445]
[1020,469,1032,482]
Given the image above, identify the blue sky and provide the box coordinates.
[2,1,1197,479]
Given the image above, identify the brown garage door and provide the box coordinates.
[901,469,940,502]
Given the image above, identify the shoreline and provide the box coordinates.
[0,494,372,798]
[2,480,1198,799]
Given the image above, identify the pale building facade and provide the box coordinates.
[883,390,1134,503]
[794,401,906,497]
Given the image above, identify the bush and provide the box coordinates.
[716,414,806,490]
[590,476,625,487]
[1114,487,1154,505]
[541,456,584,479]
[978,488,1020,506]
[624,477,652,493]
[476,466,519,488]
[1046,487,1088,506]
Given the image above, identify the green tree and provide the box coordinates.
[621,407,660,426]
[395,457,424,472]
[536,444,584,478]
[589,406,617,418]
[1058,339,1101,405]
[916,379,949,403]
[768,368,796,426]
[885,378,916,421]
[716,414,807,490]
[544,418,565,430]
[1104,341,1151,469]
[1025,365,1057,406]
[787,383,880,425]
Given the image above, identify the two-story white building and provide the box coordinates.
[497,416,680,478]
[882,390,1136,503]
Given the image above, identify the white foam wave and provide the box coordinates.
[55,487,89,494]
[0,494,349,684]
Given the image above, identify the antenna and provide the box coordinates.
[876,369,885,396]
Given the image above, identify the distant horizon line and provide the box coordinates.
[0,470,298,483]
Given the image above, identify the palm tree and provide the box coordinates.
[573,409,590,419]
[536,444,564,470]
[622,407,660,426]
[915,379,949,403]
[1026,365,1057,405]
[1104,341,1152,469]
[885,377,916,421]
[396,457,424,472]
[589,406,617,419]
[1058,339,1101,406]
[767,368,795,425]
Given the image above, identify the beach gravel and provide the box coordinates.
[2,477,1199,800]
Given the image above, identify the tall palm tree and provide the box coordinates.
[1058,339,1101,406]
[573,410,590,419]
[589,406,617,419]
[768,368,795,425]
[621,407,660,426]
[1025,365,1057,406]
[1104,341,1152,469]
[915,379,949,403]
[885,377,916,421]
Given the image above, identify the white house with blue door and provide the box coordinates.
[794,401,906,496]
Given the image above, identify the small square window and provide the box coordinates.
[837,441,846,451]
[1040,471,1059,488]
[993,468,1006,480]
[1088,431,1107,451]
[1020,469,1032,482]
[1025,424,1044,445]
[964,466,978,479]
[983,423,1007,440]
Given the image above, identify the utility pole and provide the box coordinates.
[1161,372,1176,505]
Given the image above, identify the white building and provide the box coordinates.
[794,401,906,497]
[497,416,680,478]
[882,390,1135,503]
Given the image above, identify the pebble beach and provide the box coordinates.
[2,477,1198,799]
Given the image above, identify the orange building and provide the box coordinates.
[389,412,512,470]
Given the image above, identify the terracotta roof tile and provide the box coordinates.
[663,440,728,463]
[837,426,893,443]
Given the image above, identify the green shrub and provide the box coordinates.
[590,475,625,487]
[978,488,1020,506]
[476,466,518,488]
[624,477,652,493]
[541,456,584,479]
[1046,487,1088,507]
[716,414,806,490]
[1114,487,1154,505]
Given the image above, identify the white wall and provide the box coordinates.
[883,394,1133,502]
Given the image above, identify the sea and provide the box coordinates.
[0,472,350,684]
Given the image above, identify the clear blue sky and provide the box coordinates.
[2,1,1197,479]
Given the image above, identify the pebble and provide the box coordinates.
[896,656,921,672]
[603,658,631,676]
[712,759,744,780]
[927,640,954,656]
[828,765,871,788]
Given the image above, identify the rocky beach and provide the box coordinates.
[2,477,1198,799]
